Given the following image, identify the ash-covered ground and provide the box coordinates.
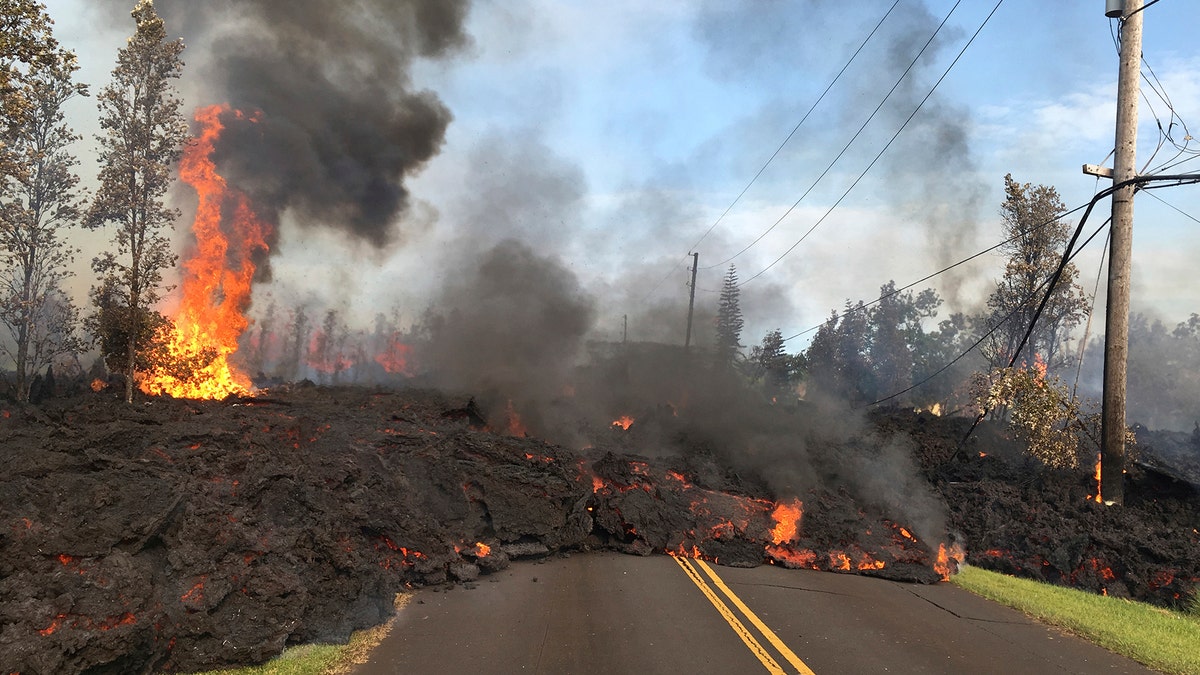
[1,384,1197,674]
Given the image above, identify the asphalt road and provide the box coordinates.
[352,552,1157,674]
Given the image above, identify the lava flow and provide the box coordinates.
[140,104,271,399]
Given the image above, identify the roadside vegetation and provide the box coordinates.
[952,565,1200,675]
[190,595,408,675]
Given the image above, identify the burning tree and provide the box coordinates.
[0,51,87,402]
[84,0,189,403]
[979,175,1089,372]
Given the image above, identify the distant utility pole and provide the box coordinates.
[622,314,628,343]
[1101,0,1143,506]
[684,252,699,350]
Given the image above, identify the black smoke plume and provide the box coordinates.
[103,0,471,248]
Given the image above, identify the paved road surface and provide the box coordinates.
[352,552,1156,674]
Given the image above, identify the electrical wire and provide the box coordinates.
[734,0,1005,288]
[1071,228,1110,404]
[1123,0,1163,20]
[686,0,902,258]
[865,216,1110,408]
[701,0,963,271]
[1142,188,1200,225]
[637,0,903,305]
[779,201,1090,343]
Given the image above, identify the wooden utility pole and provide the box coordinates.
[684,252,699,350]
[1101,0,1143,506]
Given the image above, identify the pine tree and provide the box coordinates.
[83,0,188,402]
[0,53,87,402]
[714,264,744,369]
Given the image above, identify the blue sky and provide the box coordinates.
[42,0,1200,348]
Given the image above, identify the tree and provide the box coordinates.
[868,281,943,405]
[0,52,86,402]
[803,302,873,403]
[714,264,744,370]
[980,175,1090,372]
[1,1,60,181]
[83,0,188,402]
[284,306,311,381]
[747,328,803,395]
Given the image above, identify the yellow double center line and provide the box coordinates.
[672,555,816,675]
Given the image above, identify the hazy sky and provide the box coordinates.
[40,0,1200,348]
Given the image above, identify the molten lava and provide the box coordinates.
[769,499,803,544]
[612,416,635,430]
[141,105,271,399]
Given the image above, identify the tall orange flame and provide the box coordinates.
[141,105,271,399]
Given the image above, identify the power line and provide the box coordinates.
[804,172,1200,409]
[780,201,1090,343]
[703,0,968,272]
[1124,0,1163,19]
[1142,188,1200,225]
[735,0,1005,288]
[686,0,902,258]
[637,0,903,305]
[865,217,1111,408]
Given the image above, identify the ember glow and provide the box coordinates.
[141,105,271,400]
[612,415,635,430]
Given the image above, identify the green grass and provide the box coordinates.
[187,594,408,675]
[952,565,1200,675]
[191,644,344,675]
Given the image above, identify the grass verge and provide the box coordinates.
[952,565,1200,675]
[190,593,410,675]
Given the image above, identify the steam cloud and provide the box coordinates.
[103,0,471,248]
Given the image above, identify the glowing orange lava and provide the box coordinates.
[141,104,271,399]
[612,415,634,430]
[769,498,803,544]
[474,542,492,557]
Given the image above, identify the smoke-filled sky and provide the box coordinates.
[40,0,1200,350]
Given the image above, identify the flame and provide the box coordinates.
[830,551,852,571]
[375,339,414,375]
[141,105,271,399]
[1089,452,1103,504]
[1032,352,1047,381]
[933,542,966,581]
[612,415,635,430]
[769,499,803,544]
